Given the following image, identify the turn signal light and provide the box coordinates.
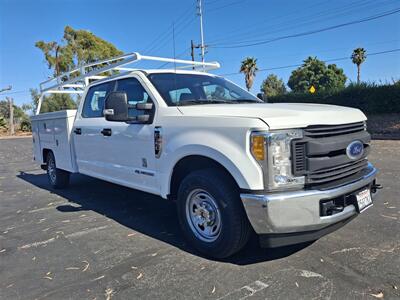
[251,134,265,161]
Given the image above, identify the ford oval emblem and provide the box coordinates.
[346,140,364,160]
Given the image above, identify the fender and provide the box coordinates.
[158,129,264,198]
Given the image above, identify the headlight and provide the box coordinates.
[251,129,305,191]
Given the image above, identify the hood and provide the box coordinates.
[178,103,366,130]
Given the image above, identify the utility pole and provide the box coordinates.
[7,97,14,135]
[197,0,206,63]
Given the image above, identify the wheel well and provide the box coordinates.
[169,155,238,200]
[42,148,52,163]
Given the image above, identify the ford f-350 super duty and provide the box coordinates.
[31,53,380,258]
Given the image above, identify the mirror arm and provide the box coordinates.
[125,114,151,124]
[133,103,153,110]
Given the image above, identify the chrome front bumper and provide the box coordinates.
[241,163,378,234]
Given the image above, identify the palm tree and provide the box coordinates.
[351,48,366,84]
[240,57,258,91]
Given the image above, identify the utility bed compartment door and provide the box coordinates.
[30,110,77,172]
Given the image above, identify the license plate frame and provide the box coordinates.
[355,188,373,213]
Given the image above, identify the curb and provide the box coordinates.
[0,135,32,140]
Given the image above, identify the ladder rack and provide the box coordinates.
[36,52,220,115]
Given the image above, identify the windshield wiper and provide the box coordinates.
[178,99,234,106]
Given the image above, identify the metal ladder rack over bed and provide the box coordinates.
[36,52,221,115]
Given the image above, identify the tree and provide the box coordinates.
[30,89,76,114]
[288,57,347,93]
[20,115,31,132]
[34,26,123,113]
[35,41,73,76]
[261,74,286,97]
[0,100,25,119]
[351,48,366,84]
[36,26,123,76]
[240,57,258,91]
[0,100,30,132]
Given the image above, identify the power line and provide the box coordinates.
[210,7,400,49]
[143,3,196,54]
[219,48,400,76]
[209,0,388,44]
[205,0,247,13]
[211,0,346,43]
[0,90,30,96]
[157,47,191,69]
[204,0,224,5]
[146,11,197,55]
[217,39,400,64]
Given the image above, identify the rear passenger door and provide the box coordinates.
[73,80,115,176]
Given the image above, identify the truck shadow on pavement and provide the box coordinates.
[18,171,312,265]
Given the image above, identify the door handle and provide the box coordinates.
[101,128,112,136]
[74,128,82,135]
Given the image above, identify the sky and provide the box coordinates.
[0,0,399,107]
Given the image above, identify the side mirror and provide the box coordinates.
[104,91,153,123]
[257,93,268,102]
[104,91,129,122]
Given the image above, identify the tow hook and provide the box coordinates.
[371,182,383,194]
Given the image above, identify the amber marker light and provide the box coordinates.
[251,134,265,161]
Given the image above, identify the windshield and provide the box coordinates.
[147,73,261,106]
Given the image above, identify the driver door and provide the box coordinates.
[100,76,158,194]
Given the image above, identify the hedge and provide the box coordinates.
[268,83,400,114]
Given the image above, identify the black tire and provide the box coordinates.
[46,151,70,189]
[177,168,251,258]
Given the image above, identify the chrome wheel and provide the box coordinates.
[185,189,222,242]
[47,155,56,184]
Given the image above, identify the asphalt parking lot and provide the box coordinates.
[0,138,399,300]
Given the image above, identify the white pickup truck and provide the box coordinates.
[31,53,380,258]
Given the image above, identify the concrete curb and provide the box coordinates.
[0,135,32,140]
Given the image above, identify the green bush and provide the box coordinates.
[268,83,400,114]
[20,117,32,132]
[0,116,7,129]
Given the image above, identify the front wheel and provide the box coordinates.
[177,168,251,258]
[46,151,70,189]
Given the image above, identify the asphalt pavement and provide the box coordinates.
[0,138,399,299]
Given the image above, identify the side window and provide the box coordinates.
[116,78,152,117]
[82,81,114,118]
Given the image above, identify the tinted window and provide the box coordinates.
[116,78,152,117]
[82,81,114,118]
[147,73,261,106]
[169,88,192,104]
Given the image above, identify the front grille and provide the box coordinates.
[293,142,306,173]
[307,159,368,184]
[304,121,366,138]
[293,122,370,189]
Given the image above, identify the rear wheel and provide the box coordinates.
[46,151,70,189]
[177,168,251,258]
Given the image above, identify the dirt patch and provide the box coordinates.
[0,130,32,139]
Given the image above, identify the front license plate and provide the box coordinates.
[356,189,373,213]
